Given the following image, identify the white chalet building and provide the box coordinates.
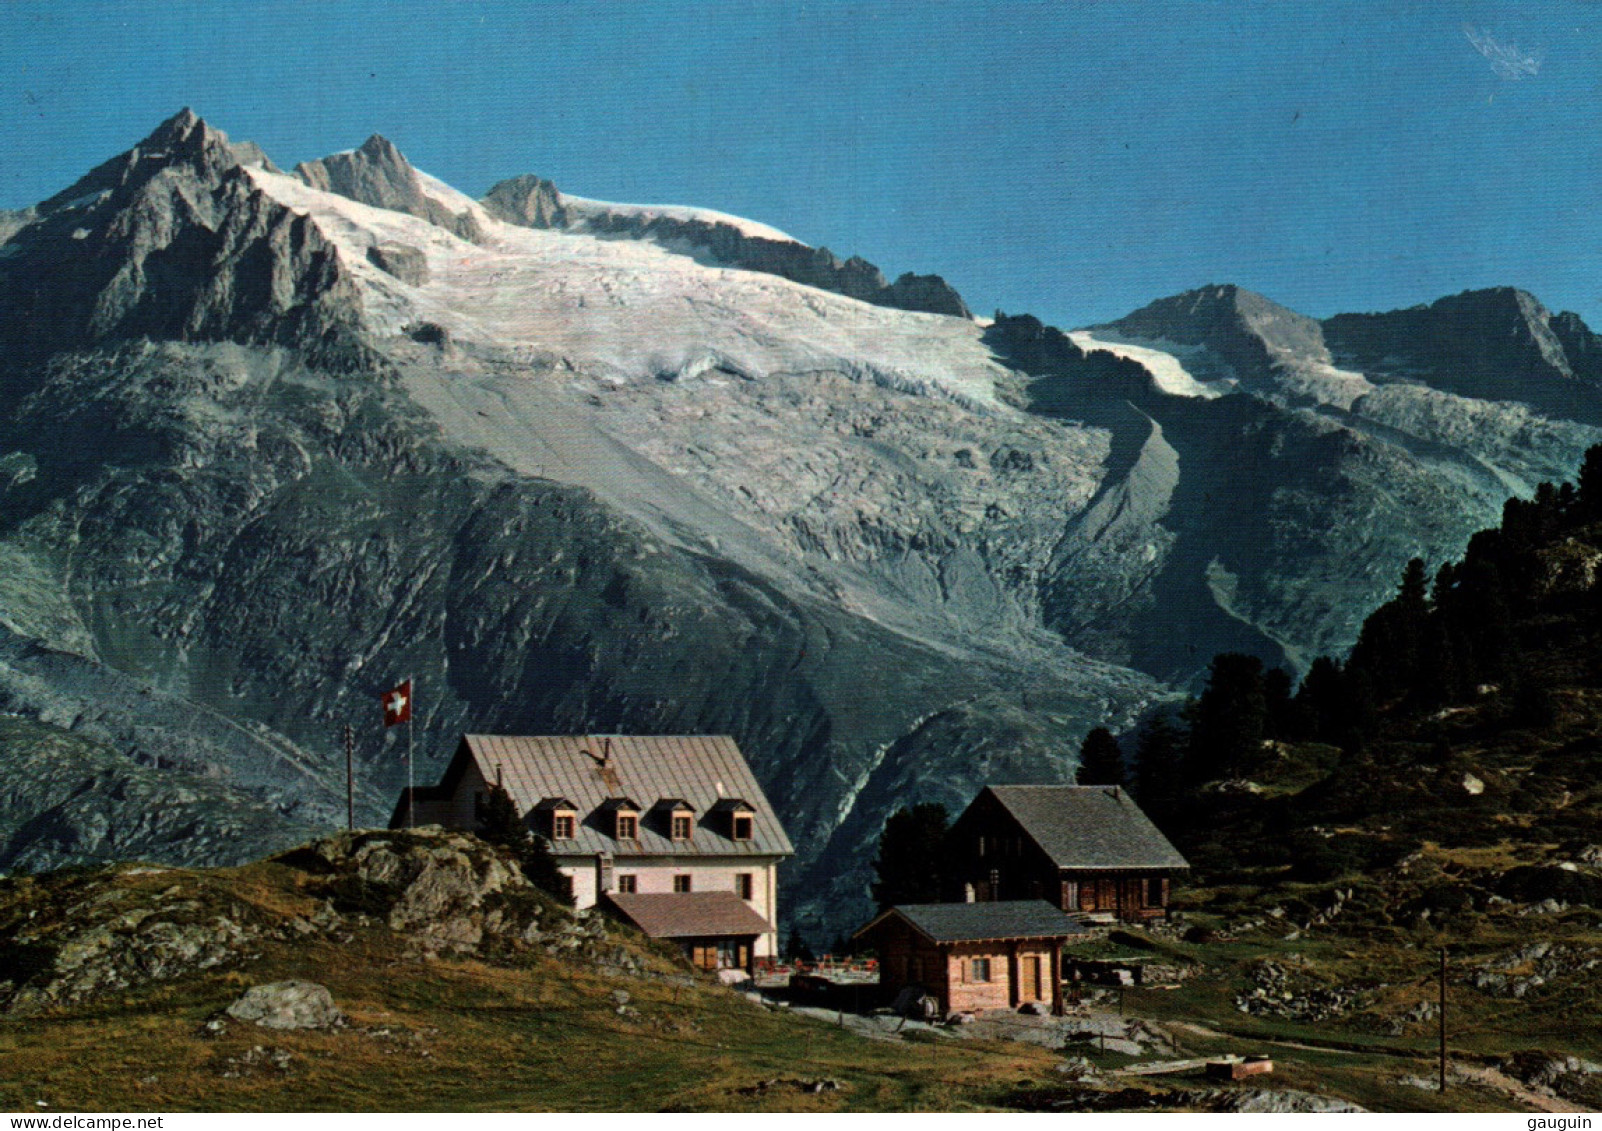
[393,734,793,963]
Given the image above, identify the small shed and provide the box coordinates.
[853,900,1091,1017]
[605,890,773,974]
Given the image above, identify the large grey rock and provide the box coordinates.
[225,980,344,1030]
[366,243,429,286]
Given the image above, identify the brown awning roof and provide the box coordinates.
[606,891,774,939]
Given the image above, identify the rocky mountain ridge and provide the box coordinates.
[1,111,1599,938]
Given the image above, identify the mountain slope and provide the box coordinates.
[3,112,1601,940]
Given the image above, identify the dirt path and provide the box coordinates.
[1166,1020,1369,1056]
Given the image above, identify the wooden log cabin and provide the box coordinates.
[947,785,1189,922]
[853,900,1091,1017]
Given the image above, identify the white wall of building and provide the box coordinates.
[557,853,782,957]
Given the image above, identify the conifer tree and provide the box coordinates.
[870,803,950,908]
[1076,727,1126,786]
[1132,714,1184,822]
[476,782,574,905]
[1187,653,1267,782]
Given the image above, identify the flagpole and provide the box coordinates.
[407,675,415,830]
[344,722,355,832]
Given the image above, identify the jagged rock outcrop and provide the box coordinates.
[295,134,482,242]
[1324,287,1602,420]
[479,173,568,229]
[0,109,368,367]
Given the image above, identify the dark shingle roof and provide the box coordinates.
[460,735,792,858]
[860,900,1091,944]
[986,785,1189,871]
[606,891,774,939]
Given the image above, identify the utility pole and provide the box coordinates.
[1439,947,1448,1094]
[344,723,355,831]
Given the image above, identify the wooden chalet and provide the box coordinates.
[853,900,1090,1016]
[948,785,1189,921]
[392,734,793,960]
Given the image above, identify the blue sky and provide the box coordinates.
[4,1,1602,327]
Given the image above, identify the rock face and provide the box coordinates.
[1324,288,1602,421]
[295,134,482,242]
[0,109,367,366]
[479,173,568,229]
[226,980,345,1029]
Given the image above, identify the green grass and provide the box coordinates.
[0,862,1061,1113]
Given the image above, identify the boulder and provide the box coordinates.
[225,980,345,1030]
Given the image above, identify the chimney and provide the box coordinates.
[495,762,503,788]
[963,883,976,903]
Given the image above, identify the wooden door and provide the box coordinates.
[1021,955,1042,1000]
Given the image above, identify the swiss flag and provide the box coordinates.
[381,679,413,727]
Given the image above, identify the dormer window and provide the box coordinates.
[533,796,579,842]
[598,797,641,841]
[655,798,696,841]
[710,798,756,841]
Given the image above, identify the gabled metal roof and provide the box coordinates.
[856,899,1091,944]
[458,734,793,858]
[980,785,1190,871]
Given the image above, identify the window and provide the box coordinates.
[615,813,638,840]
[616,874,637,894]
[671,814,693,841]
[673,874,692,893]
[552,813,575,840]
[732,814,754,841]
[736,873,754,900]
[970,957,992,983]
[1145,877,1163,907]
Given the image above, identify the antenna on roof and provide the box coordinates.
[583,735,607,767]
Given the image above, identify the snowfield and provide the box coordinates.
[1068,330,1224,399]
[246,166,1010,413]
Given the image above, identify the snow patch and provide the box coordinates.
[1068,331,1224,399]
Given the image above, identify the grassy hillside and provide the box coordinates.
[0,830,1059,1113]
